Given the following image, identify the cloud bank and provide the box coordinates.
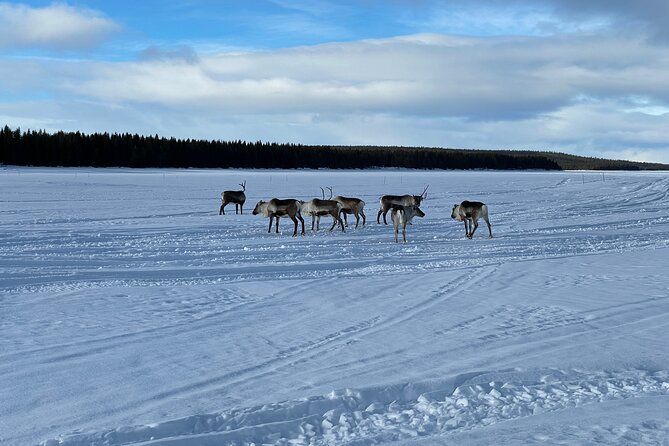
[0,2,119,51]
[1,1,669,163]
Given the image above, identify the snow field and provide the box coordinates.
[1,168,668,445]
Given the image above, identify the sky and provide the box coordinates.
[1,1,669,163]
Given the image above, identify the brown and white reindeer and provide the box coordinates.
[219,181,246,215]
[451,200,493,239]
[252,199,305,236]
[333,187,366,228]
[299,187,345,232]
[377,185,429,224]
[391,204,425,243]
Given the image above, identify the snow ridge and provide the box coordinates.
[43,369,669,446]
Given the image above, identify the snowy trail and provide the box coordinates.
[1,168,668,445]
[42,369,669,446]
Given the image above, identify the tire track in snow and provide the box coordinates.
[99,315,387,420]
[196,265,503,400]
[0,285,269,374]
[218,265,501,386]
[70,269,494,417]
[354,264,500,339]
[49,276,390,422]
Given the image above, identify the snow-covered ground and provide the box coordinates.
[1,167,668,446]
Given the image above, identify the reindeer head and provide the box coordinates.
[451,204,460,220]
[252,200,266,215]
[413,205,426,219]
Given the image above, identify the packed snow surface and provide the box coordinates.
[1,168,668,446]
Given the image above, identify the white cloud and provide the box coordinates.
[55,33,669,119]
[2,31,669,163]
[0,2,119,51]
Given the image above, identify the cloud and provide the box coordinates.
[394,0,669,42]
[0,2,120,51]
[540,0,669,41]
[269,0,341,16]
[55,33,669,120]
[139,46,200,64]
[2,30,669,163]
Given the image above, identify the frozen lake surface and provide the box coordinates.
[1,168,668,445]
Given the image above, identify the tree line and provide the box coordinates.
[2,126,666,170]
[0,126,559,170]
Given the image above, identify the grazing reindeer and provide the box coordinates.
[219,181,246,215]
[334,189,366,228]
[253,199,305,236]
[451,201,493,239]
[377,185,429,224]
[300,187,345,232]
[391,204,425,243]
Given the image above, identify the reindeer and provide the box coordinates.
[377,185,428,224]
[391,204,425,243]
[300,187,345,232]
[333,188,366,228]
[253,199,305,236]
[451,201,493,239]
[219,181,246,215]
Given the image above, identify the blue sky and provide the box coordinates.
[2,1,669,163]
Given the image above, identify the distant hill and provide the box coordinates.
[507,150,669,170]
[310,145,669,171]
[1,126,667,170]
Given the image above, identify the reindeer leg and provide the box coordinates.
[403,221,407,243]
[354,211,360,229]
[268,215,273,233]
[463,220,469,238]
[383,208,390,225]
[291,215,298,237]
[311,215,316,231]
[239,203,243,215]
[484,216,492,238]
[299,214,305,235]
[276,216,280,233]
[377,208,383,224]
[361,210,366,226]
[470,219,479,239]
[220,199,231,215]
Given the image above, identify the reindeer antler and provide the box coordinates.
[239,180,246,191]
[320,187,325,200]
[326,186,333,199]
[420,185,429,199]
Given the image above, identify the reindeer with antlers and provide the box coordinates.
[377,185,429,225]
[332,188,366,228]
[219,181,246,215]
[300,187,345,232]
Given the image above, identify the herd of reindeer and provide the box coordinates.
[219,181,493,243]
